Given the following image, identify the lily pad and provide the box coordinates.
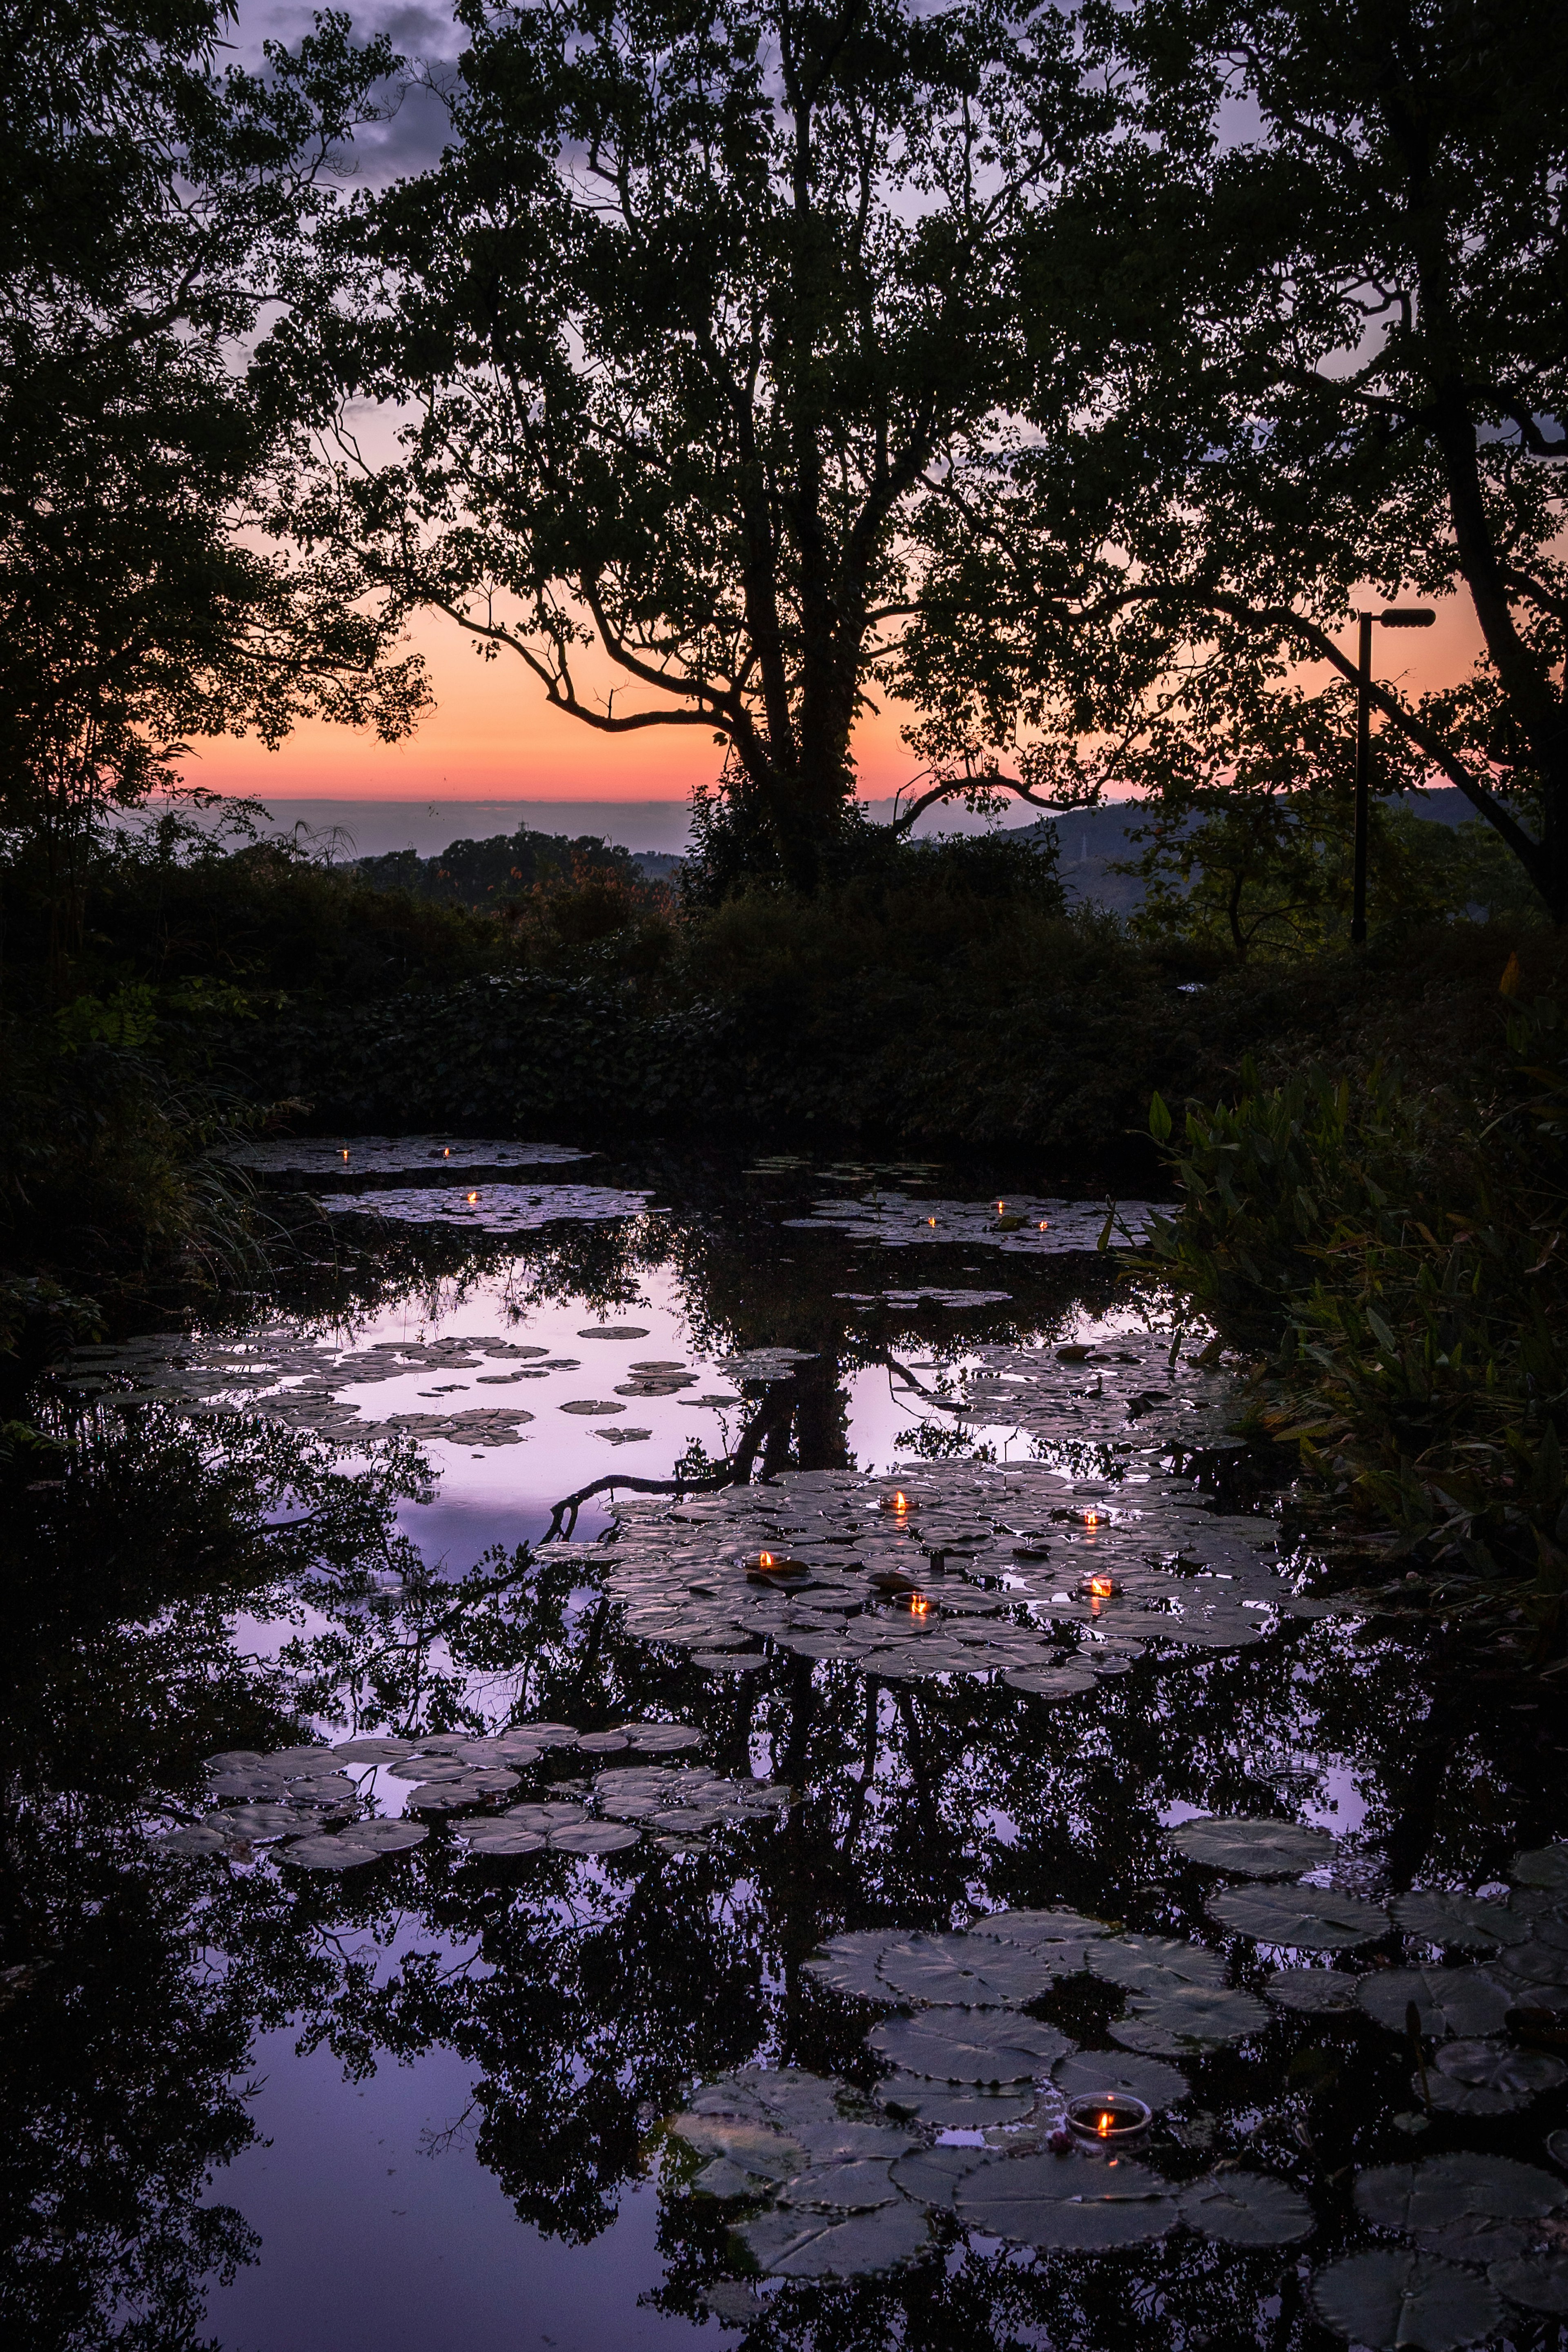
[621,1724,702,1754]
[975,1907,1112,1949]
[504,1802,586,1833]
[459,1824,548,1857]
[1001,1665,1098,1700]
[1262,1967,1363,2014]
[872,2073,1034,2128]
[889,2144,993,2209]
[1432,2040,1567,2105]
[1309,2250,1503,2351]
[1354,2151,1568,2234]
[778,2161,899,2212]
[956,2152,1179,2251]
[1167,1816,1336,1878]
[1177,2170,1314,2246]
[1051,2052,1190,2112]
[869,2011,1070,2083]
[1392,1890,1529,1951]
[1207,1884,1390,1950]
[736,2198,930,2278]
[550,1822,641,1855]
[279,1834,378,1871]
[1089,1935,1228,1993]
[345,1820,428,1853]
[1356,1968,1513,2040]
[670,2115,807,2180]
[330,1737,417,1764]
[1489,2253,1568,2316]
[874,1932,1053,2008]
[154,1824,237,1858]
[1111,1984,1270,2056]
[1513,1845,1568,1893]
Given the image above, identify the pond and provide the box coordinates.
[5,1140,1568,2352]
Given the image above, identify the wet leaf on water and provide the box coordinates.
[1001,1665,1098,1700]
[404,1781,494,1812]
[1176,2170,1314,2247]
[1309,2251,1503,2351]
[1167,1816,1336,1878]
[619,1724,702,1753]
[688,2070,861,2133]
[1262,1967,1363,2014]
[778,2160,899,2212]
[550,1821,641,1855]
[1051,2051,1190,2112]
[154,1824,237,1858]
[669,2116,807,2180]
[1489,2254,1568,2315]
[459,1825,549,1857]
[1425,2040,1568,2115]
[203,1803,323,1841]
[955,2152,1179,2251]
[869,2011,1070,2083]
[974,1907,1112,1949]
[560,1399,626,1416]
[735,2197,931,2278]
[1513,1846,1568,1893]
[347,1820,427,1853]
[874,1931,1054,2008]
[692,2158,770,2201]
[1356,1968,1513,2040]
[504,1801,585,1832]
[1354,2151,1568,2234]
[1392,1890,1530,1951]
[577,1324,651,1339]
[872,2073,1034,2128]
[1111,1984,1270,2055]
[889,2143,994,2209]
[575,1731,630,1754]
[278,1835,378,1871]
[1089,1935,1228,1993]
[1207,1884,1390,1949]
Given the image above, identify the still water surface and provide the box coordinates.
[6,1144,1567,2352]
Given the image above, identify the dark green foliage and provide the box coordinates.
[1144,975,1568,1650]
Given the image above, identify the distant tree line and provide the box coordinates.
[355,826,639,911]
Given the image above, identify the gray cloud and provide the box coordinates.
[234,0,464,179]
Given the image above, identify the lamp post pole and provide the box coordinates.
[1349,605,1437,947]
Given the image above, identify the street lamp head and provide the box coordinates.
[1379,608,1436,627]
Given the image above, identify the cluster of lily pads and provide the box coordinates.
[834,1286,1014,1310]
[599,1446,1321,1690]
[325,1182,658,1234]
[151,1720,797,1871]
[779,1193,1158,1253]
[224,1136,597,1178]
[667,1830,1568,2348]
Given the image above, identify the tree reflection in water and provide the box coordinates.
[3,1192,1566,2351]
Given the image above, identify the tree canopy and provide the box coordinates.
[0,2,428,952]
[899,0,1568,921]
[311,0,1116,889]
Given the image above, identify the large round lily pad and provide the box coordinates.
[1001,1665,1098,1700]
[889,2144,992,2209]
[803,1932,900,2002]
[279,1833,378,1871]
[460,1824,548,1857]
[872,2072,1034,2128]
[736,2198,931,2278]
[1167,1817,1336,1878]
[550,1821,641,1855]
[1513,1845,1568,1893]
[1392,1890,1529,1951]
[345,1819,428,1853]
[1111,1984,1269,2056]
[1356,1967,1513,2040]
[670,2115,807,2180]
[1262,1967,1362,2015]
[874,1932,1052,2008]
[1089,1935,1227,1993]
[332,1737,417,1763]
[1354,2151,1568,2234]
[1309,2250,1503,2351]
[778,2160,899,2212]
[1177,2170,1314,2247]
[1207,1884,1390,1949]
[956,2152,1179,2251]
[1490,2253,1568,2316]
[1423,2040,1568,2116]
[1052,2051,1190,2113]
[973,1907,1111,1948]
[868,2011,1069,2083]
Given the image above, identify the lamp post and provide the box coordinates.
[1351,606,1436,945]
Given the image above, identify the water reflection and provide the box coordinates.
[3,1156,1566,2351]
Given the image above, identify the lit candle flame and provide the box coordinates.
[443,1147,450,1158]
[1098,2110,1114,2138]
[996,1200,1006,1214]
[341,1149,349,1160]
[927,1216,936,1227]
[1090,1574,1114,1598]
[911,1594,930,1616]
[1085,1510,1100,1528]
[1038,1220,1049,1231]
[467,1191,479,1204]
[759,1550,774,1568]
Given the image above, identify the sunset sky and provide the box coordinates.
[203,1,1488,815]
